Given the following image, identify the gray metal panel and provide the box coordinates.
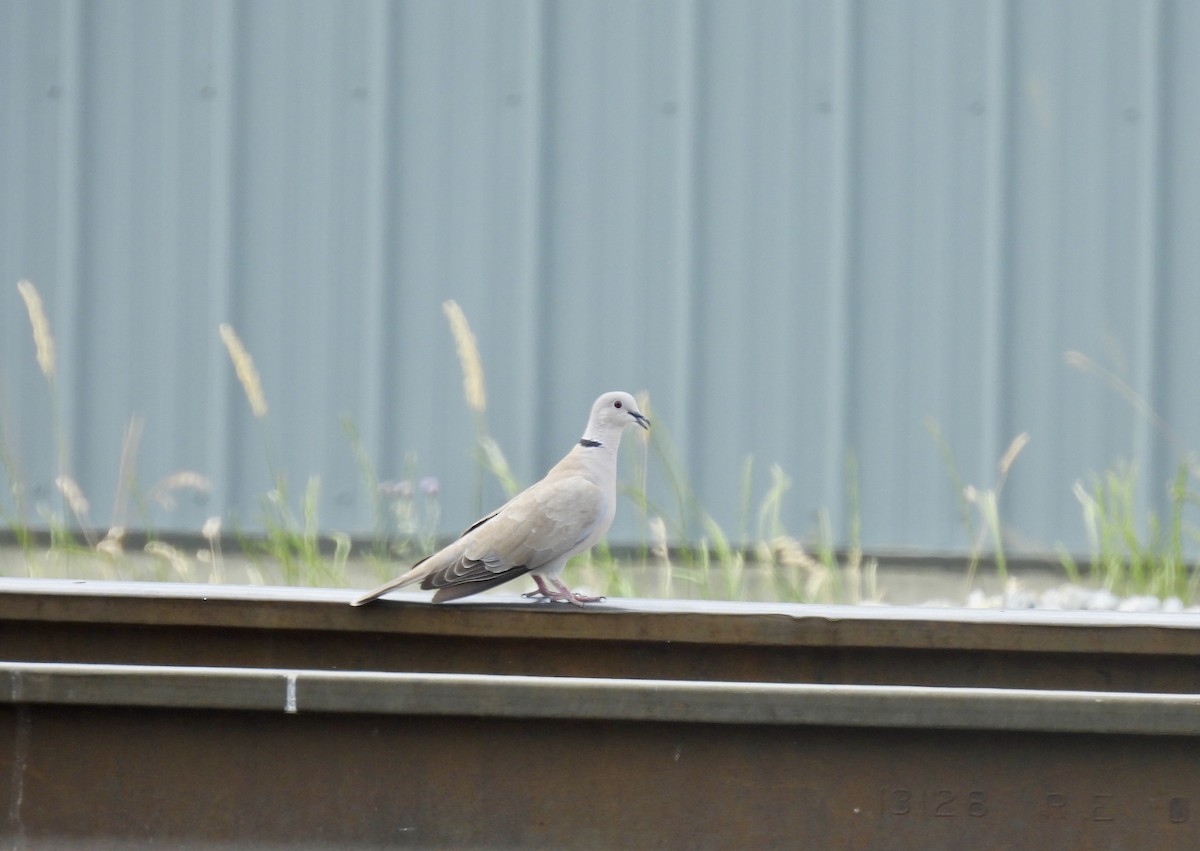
[1,0,1198,557]
[1160,0,1200,463]
[1000,0,1159,548]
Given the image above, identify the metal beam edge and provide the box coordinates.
[2,662,1198,737]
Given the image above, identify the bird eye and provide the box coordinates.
[614,400,623,409]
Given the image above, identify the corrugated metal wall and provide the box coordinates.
[2,0,1198,555]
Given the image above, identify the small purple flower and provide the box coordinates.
[419,476,440,498]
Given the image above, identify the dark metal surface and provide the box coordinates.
[3,701,1199,849]
[1,579,1200,848]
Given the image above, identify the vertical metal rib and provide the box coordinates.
[1132,0,1166,491]
[207,0,239,516]
[362,0,393,475]
[979,0,1012,478]
[825,0,857,523]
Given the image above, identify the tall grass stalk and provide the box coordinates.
[202,516,225,584]
[755,464,790,545]
[737,456,754,545]
[925,417,977,550]
[110,415,144,531]
[612,393,709,580]
[611,397,699,551]
[220,323,348,585]
[1066,349,1200,601]
[0,424,35,557]
[17,281,86,549]
[622,392,655,566]
[442,300,521,510]
[928,418,1028,592]
[1065,351,1185,455]
[842,451,877,604]
[341,415,387,553]
[1069,459,1198,602]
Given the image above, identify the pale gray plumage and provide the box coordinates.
[350,391,649,607]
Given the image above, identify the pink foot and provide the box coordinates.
[546,579,606,607]
[521,577,605,606]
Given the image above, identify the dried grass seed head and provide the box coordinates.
[17,280,56,380]
[442,300,486,414]
[54,475,90,516]
[218,323,269,418]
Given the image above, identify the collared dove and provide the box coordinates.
[350,390,649,607]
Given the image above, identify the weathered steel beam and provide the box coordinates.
[1,580,1199,848]
[3,661,1200,736]
[2,700,1199,848]
[2,578,1199,693]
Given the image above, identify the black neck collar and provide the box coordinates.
[578,438,602,448]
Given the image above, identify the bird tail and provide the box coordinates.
[349,555,432,606]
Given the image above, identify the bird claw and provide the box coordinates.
[567,592,606,604]
[521,584,605,606]
[544,589,606,607]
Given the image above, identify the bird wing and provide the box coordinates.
[421,474,607,594]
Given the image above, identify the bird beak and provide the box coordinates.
[632,412,650,430]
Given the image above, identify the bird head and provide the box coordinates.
[583,391,650,445]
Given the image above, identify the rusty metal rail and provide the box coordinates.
[2,577,1200,691]
[4,662,1200,735]
[2,578,1200,848]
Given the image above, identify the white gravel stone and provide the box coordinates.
[1037,588,1065,610]
[966,589,993,608]
[1117,595,1162,613]
[1084,589,1120,611]
[1003,590,1038,609]
[1062,586,1096,610]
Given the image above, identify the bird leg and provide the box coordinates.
[521,576,557,599]
[521,576,605,606]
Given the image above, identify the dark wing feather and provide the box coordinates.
[429,565,534,602]
[419,554,530,591]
